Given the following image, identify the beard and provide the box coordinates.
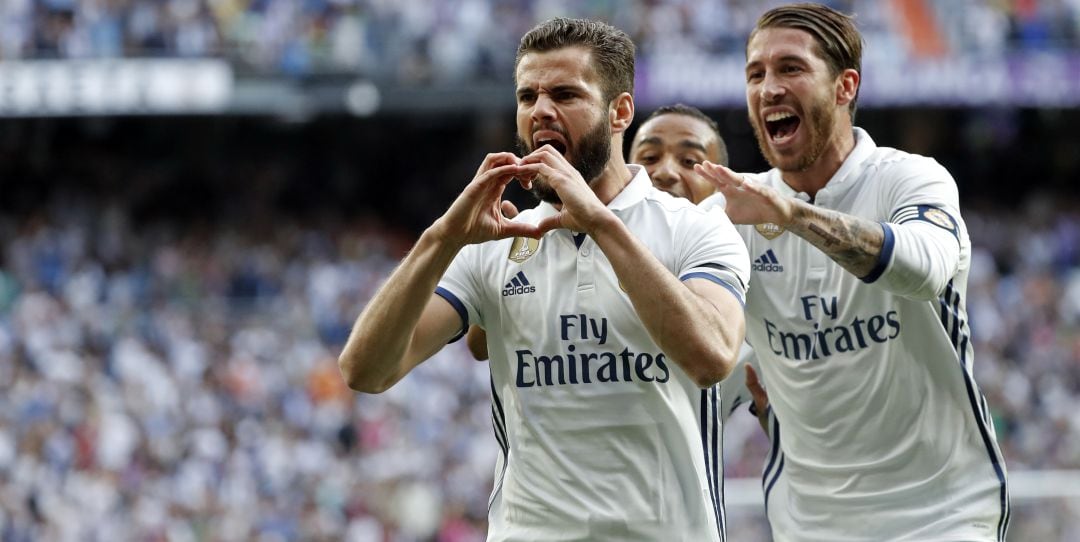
[515,118,611,204]
[751,92,833,173]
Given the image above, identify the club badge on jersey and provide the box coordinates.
[508,237,540,263]
[756,223,785,239]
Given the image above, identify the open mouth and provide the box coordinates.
[535,139,566,155]
[533,131,568,155]
[764,111,800,143]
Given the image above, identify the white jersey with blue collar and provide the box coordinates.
[437,165,750,542]
[705,128,1009,541]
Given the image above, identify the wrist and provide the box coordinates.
[780,197,806,228]
[582,209,628,246]
[581,208,621,237]
[423,220,467,253]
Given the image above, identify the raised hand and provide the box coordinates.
[514,145,612,235]
[433,153,543,247]
[694,161,795,227]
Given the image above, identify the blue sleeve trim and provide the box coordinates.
[680,272,745,307]
[434,286,468,343]
[860,222,895,284]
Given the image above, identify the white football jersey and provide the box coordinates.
[702,128,1010,541]
[437,166,750,542]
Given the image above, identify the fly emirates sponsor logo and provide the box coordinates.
[763,295,901,361]
[514,313,671,388]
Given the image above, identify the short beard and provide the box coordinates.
[752,95,833,173]
[515,119,611,204]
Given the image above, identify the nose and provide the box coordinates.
[531,93,556,123]
[650,156,679,188]
[761,71,785,103]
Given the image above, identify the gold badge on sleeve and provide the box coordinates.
[923,208,955,230]
[755,223,785,240]
[508,237,540,263]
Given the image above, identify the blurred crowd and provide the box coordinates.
[0,0,1077,78]
[0,195,505,541]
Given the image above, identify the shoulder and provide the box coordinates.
[640,186,703,214]
[864,146,953,182]
[698,192,726,212]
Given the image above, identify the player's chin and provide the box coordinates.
[660,187,686,199]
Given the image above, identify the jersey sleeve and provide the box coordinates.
[860,156,967,300]
[675,204,751,306]
[435,243,486,343]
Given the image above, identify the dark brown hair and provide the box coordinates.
[516,17,635,104]
[751,3,863,116]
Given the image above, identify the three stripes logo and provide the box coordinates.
[502,271,536,297]
[752,249,784,273]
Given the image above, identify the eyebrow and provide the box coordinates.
[637,136,708,154]
[677,140,709,153]
[746,54,810,71]
[516,84,585,98]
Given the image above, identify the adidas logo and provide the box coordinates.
[752,249,784,272]
[502,271,536,297]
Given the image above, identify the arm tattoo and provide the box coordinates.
[807,223,842,247]
[790,204,884,278]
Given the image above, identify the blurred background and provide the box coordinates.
[0,0,1078,540]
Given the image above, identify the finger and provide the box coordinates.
[501,200,520,218]
[499,220,545,239]
[745,364,770,403]
[521,145,571,169]
[473,164,522,188]
[533,213,565,236]
[464,166,522,207]
[523,144,561,160]
[695,162,744,188]
[512,162,562,184]
[476,152,521,176]
[515,169,537,190]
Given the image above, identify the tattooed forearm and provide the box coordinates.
[807,223,842,247]
[789,201,884,278]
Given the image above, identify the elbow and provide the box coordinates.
[690,366,729,389]
[688,348,737,388]
[691,371,725,389]
[338,354,392,394]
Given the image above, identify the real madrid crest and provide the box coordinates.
[755,222,785,240]
[922,208,955,231]
[508,237,540,263]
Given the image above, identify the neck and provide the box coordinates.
[782,122,856,199]
[590,151,634,205]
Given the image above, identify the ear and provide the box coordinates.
[836,68,859,108]
[609,92,634,135]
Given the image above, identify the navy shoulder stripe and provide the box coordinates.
[681,272,745,307]
[434,286,468,343]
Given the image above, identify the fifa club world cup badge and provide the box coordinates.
[755,223,785,240]
[508,237,540,263]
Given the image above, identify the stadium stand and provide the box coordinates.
[0,0,1078,539]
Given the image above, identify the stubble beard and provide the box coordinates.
[752,94,834,174]
[515,118,612,205]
